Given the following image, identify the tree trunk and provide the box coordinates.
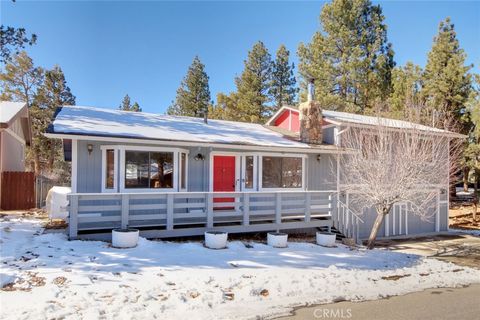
[473,174,479,222]
[367,212,386,249]
[463,167,470,192]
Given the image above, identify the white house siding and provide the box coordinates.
[0,130,25,172]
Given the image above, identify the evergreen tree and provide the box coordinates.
[388,62,423,119]
[31,65,76,176]
[131,102,141,112]
[0,25,37,64]
[0,51,43,106]
[167,56,210,117]
[422,18,472,130]
[270,45,297,108]
[119,94,142,112]
[298,0,395,113]
[233,41,272,122]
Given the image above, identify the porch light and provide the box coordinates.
[87,144,94,155]
[194,153,205,161]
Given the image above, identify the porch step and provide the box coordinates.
[317,226,346,240]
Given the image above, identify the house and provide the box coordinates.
[0,101,32,209]
[43,90,462,242]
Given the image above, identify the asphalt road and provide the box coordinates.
[279,284,480,320]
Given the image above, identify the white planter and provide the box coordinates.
[267,232,288,248]
[204,231,228,249]
[112,228,139,248]
[316,232,336,247]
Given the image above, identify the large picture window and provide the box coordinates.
[125,151,174,189]
[262,156,303,189]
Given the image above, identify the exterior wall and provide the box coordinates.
[274,110,291,131]
[74,139,335,193]
[0,129,26,172]
[307,153,336,191]
[273,109,300,133]
[322,127,336,145]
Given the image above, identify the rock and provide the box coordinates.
[224,292,234,300]
[260,289,269,297]
[189,291,200,299]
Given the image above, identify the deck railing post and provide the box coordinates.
[166,194,174,231]
[328,194,332,216]
[243,193,250,226]
[121,194,129,229]
[304,192,311,223]
[206,193,214,228]
[275,193,282,229]
[68,194,78,240]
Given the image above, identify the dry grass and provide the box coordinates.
[449,204,480,230]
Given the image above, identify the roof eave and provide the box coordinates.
[44,131,349,154]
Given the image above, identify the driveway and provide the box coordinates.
[279,284,480,320]
[278,233,480,320]
[374,233,480,269]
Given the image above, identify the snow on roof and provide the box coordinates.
[0,101,27,125]
[269,105,464,138]
[321,109,464,136]
[48,105,316,148]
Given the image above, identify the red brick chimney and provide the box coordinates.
[299,80,323,144]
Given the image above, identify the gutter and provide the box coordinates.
[43,132,354,155]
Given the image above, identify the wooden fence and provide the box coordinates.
[1,171,36,210]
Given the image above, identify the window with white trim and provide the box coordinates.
[101,146,118,193]
[105,149,115,189]
[244,156,255,189]
[125,151,174,189]
[261,156,303,189]
[180,152,187,191]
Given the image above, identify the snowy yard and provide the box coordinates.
[1,216,479,320]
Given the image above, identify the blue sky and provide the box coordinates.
[2,1,479,114]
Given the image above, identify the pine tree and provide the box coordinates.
[31,65,76,176]
[298,0,395,113]
[167,56,210,117]
[131,102,141,112]
[422,18,472,130]
[233,41,272,122]
[119,94,132,110]
[270,45,297,108]
[119,94,142,112]
[0,25,37,63]
[0,51,43,106]
[388,62,423,119]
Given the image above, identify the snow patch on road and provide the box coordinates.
[1,216,479,320]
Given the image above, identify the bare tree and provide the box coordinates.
[338,122,462,249]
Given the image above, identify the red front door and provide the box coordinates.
[213,155,236,207]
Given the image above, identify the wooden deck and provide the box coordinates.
[68,191,337,240]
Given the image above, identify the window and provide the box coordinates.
[105,149,115,189]
[245,156,254,189]
[125,151,174,189]
[262,156,303,189]
[180,152,187,190]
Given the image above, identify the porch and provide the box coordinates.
[67,190,363,242]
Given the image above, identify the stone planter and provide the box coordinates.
[267,232,288,248]
[316,232,336,247]
[204,231,228,249]
[112,228,139,248]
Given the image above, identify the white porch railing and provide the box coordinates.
[67,190,336,240]
[333,200,364,244]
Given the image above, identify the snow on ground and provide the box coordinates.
[1,216,479,320]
